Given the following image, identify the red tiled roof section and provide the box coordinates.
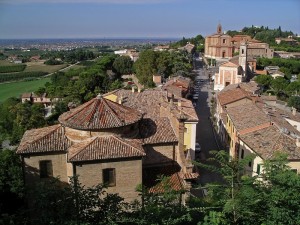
[59,95,142,130]
[149,173,184,193]
[68,135,145,162]
[217,87,250,106]
[240,125,300,160]
[140,118,178,144]
[17,124,71,154]
[226,102,271,132]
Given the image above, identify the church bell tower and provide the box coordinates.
[239,41,248,77]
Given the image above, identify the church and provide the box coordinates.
[214,42,255,91]
[204,24,233,60]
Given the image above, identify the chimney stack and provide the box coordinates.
[132,86,135,93]
[178,99,182,107]
[292,107,297,116]
[296,138,300,147]
[138,86,141,93]
[118,96,123,105]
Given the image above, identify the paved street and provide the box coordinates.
[192,56,223,187]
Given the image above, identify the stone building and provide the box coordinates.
[204,24,233,60]
[213,42,256,91]
[17,92,199,202]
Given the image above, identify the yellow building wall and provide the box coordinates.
[184,123,192,150]
[226,115,237,158]
[104,94,118,102]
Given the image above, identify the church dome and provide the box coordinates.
[59,94,142,130]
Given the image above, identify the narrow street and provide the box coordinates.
[192,56,223,186]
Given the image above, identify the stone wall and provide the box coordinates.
[23,153,68,184]
[75,159,142,202]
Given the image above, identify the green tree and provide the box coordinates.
[112,55,133,75]
[287,96,300,110]
[134,50,157,86]
[0,149,24,220]
[254,75,273,90]
[270,77,289,95]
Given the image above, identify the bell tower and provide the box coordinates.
[217,23,222,34]
[239,41,248,78]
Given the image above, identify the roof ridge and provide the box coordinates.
[68,137,97,161]
[102,98,125,126]
[63,100,95,121]
[84,97,101,128]
[28,124,61,147]
[112,135,144,154]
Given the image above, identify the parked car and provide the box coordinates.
[195,142,201,153]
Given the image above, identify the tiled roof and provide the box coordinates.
[220,82,259,94]
[59,95,142,130]
[17,125,71,154]
[182,172,199,180]
[240,125,300,160]
[226,102,270,132]
[217,87,250,106]
[143,164,184,193]
[140,118,177,144]
[21,92,31,98]
[107,89,166,118]
[68,135,145,162]
[220,61,239,68]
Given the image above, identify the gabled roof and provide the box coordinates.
[220,61,239,68]
[59,95,142,130]
[68,135,145,162]
[240,125,300,160]
[217,87,250,106]
[17,124,71,154]
[226,102,270,132]
[140,118,178,144]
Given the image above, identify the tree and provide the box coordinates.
[270,77,289,95]
[134,50,157,86]
[0,150,24,218]
[287,96,300,110]
[254,75,273,90]
[112,56,133,75]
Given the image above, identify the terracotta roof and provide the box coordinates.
[220,61,239,68]
[217,87,250,106]
[240,125,300,160]
[140,118,177,144]
[143,164,184,193]
[220,81,259,94]
[182,172,199,180]
[21,93,31,98]
[59,95,142,130]
[107,89,166,118]
[226,102,271,132]
[68,135,145,162]
[17,125,71,154]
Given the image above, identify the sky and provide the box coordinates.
[0,0,299,39]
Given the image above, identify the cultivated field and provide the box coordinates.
[0,78,50,102]
[24,61,68,73]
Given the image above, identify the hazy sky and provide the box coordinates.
[0,0,299,39]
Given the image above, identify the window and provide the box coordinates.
[223,39,226,44]
[39,160,53,178]
[242,49,244,54]
[248,161,252,167]
[241,149,244,159]
[103,168,116,187]
[257,164,261,175]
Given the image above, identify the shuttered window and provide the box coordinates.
[39,160,53,178]
[103,168,116,187]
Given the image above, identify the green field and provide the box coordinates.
[0,78,50,102]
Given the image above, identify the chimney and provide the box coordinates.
[132,86,135,93]
[178,99,182,107]
[138,86,141,93]
[118,96,123,104]
[292,107,297,116]
[296,138,300,147]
